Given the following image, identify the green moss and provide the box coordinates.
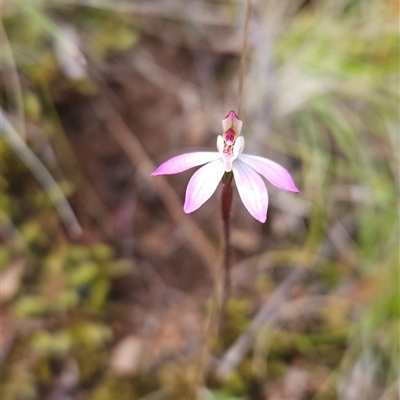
[223,370,247,396]
[0,246,10,271]
[67,322,113,347]
[74,345,108,384]
[264,328,348,365]
[23,91,42,121]
[208,390,244,400]
[96,23,139,53]
[67,261,99,287]
[14,295,49,317]
[56,289,80,310]
[20,221,51,253]
[222,298,252,347]
[30,331,72,357]
[66,246,91,266]
[91,243,115,263]
[90,376,138,400]
[88,278,110,310]
[0,192,12,217]
[2,365,37,400]
[320,263,342,289]
[33,357,52,386]
[159,360,203,400]
[264,360,286,379]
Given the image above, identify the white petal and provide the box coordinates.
[223,155,234,172]
[233,136,245,159]
[183,159,225,213]
[217,135,224,154]
[233,159,268,223]
[151,152,221,175]
[238,154,300,192]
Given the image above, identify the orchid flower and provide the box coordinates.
[151,111,299,223]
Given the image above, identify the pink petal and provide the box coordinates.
[233,160,268,223]
[184,159,225,214]
[151,152,221,176]
[239,154,300,192]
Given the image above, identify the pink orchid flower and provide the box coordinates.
[151,111,299,223]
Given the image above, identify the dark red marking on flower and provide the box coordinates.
[224,129,236,145]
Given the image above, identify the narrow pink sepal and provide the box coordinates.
[233,160,268,223]
[151,152,220,176]
[239,154,300,193]
[183,159,225,214]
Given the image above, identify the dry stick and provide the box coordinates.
[237,0,251,116]
[96,95,218,278]
[1,23,26,140]
[1,109,82,238]
[60,0,231,27]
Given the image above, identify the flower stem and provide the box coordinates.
[221,172,233,303]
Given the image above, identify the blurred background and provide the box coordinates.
[1,0,399,399]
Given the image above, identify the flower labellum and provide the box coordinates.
[151,111,299,223]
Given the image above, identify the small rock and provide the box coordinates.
[109,335,143,375]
